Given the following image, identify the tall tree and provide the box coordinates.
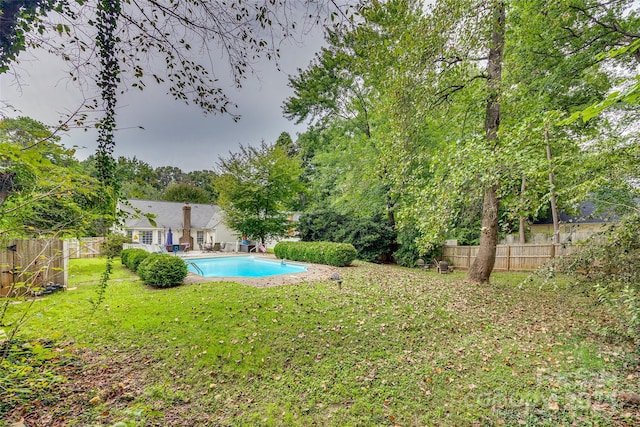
[155,166,185,188]
[284,0,428,227]
[184,169,218,201]
[503,0,637,238]
[275,132,299,157]
[161,182,211,204]
[387,0,638,280]
[81,155,162,199]
[466,0,505,283]
[214,142,304,245]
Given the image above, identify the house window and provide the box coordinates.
[197,231,204,246]
[126,230,133,240]
[157,230,163,245]
[141,231,153,245]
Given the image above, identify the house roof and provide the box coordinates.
[121,199,223,230]
[533,201,618,225]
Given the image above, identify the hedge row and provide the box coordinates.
[121,248,150,271]
[274,241,356,267]
[120,249,187,288]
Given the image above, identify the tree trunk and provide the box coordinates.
[519,176,526,244]
[469,184,500,280]
[0,171,16,208]
[387,195,396,228]
[468,1,505,284]
[545,126,560,244]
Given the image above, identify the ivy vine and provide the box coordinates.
[92,0,121,312]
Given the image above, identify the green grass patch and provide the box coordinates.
[68,256,137,284]
[2,258,639,426]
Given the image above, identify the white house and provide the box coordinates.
[117,200,238,250]
[528,201,619,244]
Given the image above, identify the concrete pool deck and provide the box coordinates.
[180,252,341,288]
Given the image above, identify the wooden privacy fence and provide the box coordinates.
[442,244,580,272]
[66,237,104,259]
[1,239,67,297]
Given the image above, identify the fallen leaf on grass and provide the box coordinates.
[548,400,559,411]
[619,391,640,406]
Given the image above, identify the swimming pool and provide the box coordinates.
[187,256,307,278]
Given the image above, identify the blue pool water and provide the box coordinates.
[187,256,307,278]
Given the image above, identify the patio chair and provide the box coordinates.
[434,259,452,274]
[249,244,267,254]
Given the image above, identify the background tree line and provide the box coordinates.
[0,116,219,237]
[81,155,218,203]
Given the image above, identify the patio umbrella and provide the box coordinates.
[166,228,173,246]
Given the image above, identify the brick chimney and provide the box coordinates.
[179,203,193,250]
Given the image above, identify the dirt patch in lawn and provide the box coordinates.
[5,346,214,427]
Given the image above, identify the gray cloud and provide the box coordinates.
[1,29,322,172]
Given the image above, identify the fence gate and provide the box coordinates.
[66,237,104,259]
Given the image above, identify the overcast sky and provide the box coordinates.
[0,16,325,172]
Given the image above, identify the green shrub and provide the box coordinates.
[136,254,187,288]
[297,210,346,242]
[273,241,291,260]
[102,233,132,258]
[129,250,151,271]
[135,253,162,281]
[326,243,358,267]
[121,248,150,271]
[393,225,443,268]
[334,216,396,263]
[297,210,396,262]
[274,241,356,267]
[120,248,132,268]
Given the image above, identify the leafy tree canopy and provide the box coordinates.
[161,182,211,204]
[284,0,639,283]
[214,141,304,244]
[0,116,102,237]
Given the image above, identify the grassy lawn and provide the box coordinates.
[2,257,639,426]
